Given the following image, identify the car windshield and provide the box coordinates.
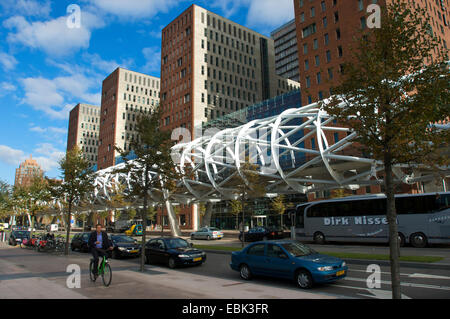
[166,238,189,249]
[13,231,29,237]
[282,242,316,257]
[112,236,135,243]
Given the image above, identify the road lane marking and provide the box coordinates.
[344,276,450,291]
[408,273,450,280]
[331,284,411,299]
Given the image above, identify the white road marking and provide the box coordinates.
[332,285,411,299]
[408,273,450,280]
[344,276,450,291]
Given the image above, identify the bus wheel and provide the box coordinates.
[313,232,326,245]
[398,233,405,247]
[410,233,428,248]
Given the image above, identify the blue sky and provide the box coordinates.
[0,0,295,185]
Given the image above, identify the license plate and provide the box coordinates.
[130,250,139,253]
[336,270,345,276]
[193,257,202,262]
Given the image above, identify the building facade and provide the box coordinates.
[158,4,300,230]
[14,155,44,188]
[160,4,299,140]
[67,103,101,168]
[293,0,450,106]
[271,19,300,82]
[97,67,160,171]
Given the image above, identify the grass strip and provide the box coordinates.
[194,245,444,263]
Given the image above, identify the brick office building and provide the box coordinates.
[67,103,101,169]
[293,0,449,106]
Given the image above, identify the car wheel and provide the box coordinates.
[313,232,326,245]
[410,232,428,248]
[296,269,313,289]
[112,250,118,259]
[191,234,195,240]
[239,264,252,280]
[71,244,76,251]
[168,257,176,269]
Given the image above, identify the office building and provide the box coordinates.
[97,67,160,170]
[67,103,101,168]
[271,19,300,81]
[14,155,44,188]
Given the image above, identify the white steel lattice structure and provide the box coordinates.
[91,101,448,207]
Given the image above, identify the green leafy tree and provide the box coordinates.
[0,180,12,222]
[114,105,182,272]
[49,146,95,255]
[26,177,52,238]
[321,1,449,299]
[271,195,286,229]
[230,161,266,247]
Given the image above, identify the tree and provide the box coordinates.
[230,161,266,247]
[230,200,242,231]
[271,195,286,229]
[49,146,95,255]
[26,177,51,238]
[114,105,182,272]
[0,180,12,222]
[321,1,449,299]
[330,189,349,199]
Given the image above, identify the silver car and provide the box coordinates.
[190,227,224,240]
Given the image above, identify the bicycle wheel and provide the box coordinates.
[89,261,96,282]
[102,263,112,287]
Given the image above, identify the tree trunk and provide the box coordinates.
[141,192,147,272]
[241,191,245,248]
[202,202,213,227]
[65,202,72,256]
[29,213,35,239]
[384,154,402,299]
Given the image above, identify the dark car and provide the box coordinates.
[70,232,90,252]
[145,237,206,269]
[230,240,348,289]
[110,235,141,259]
[239,227,284,242]
[9,230,30,246]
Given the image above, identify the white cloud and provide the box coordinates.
[82,52,134,74]
[246,0,295,30]
[209,0,294,33]
[0,145,25,167]
[86,0,181,20]
[1,82,16,91]
[0,143,65,174]
[33,143,65,173]
[3,11,104,57]
[30,126,67,135]
[0,0,52,18]
[0,52,18,71]
[21,73,101,120]
[142,47,161,73]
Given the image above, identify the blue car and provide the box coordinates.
[230,240,348,289]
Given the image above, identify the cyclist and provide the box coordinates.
[88,224,113,278]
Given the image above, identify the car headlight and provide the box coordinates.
[118,247,126,251]
[201,252,206,256]
[317,266,334,271]
[178,254,190,258]
[342,261,346,267]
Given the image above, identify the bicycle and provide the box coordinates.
[89,253,112,287]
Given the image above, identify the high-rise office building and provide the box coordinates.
[97,67,160,171]
[14,155,44,188]
[67,103,101,168]
[271,19,300,82]
[294,0,450,106]
[160,4,299,140]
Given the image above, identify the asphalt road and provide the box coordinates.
[117,250,450,299]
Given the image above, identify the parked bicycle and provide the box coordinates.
[89,253,112,287]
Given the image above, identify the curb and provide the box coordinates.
[202,249,450,270]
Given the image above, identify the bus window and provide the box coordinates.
[435,193,450,211]
[296,207,305,228]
